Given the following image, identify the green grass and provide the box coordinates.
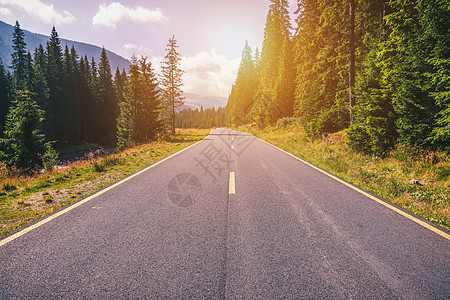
[0,129,210,237]
[238,124,450,231]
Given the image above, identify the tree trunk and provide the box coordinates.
[349,0,355,125]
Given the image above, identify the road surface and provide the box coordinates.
[1,128,449,299]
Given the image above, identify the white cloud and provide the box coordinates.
[0,0,75,25]
[150,50,239,98]
[123,43,153,57]
[180,50,240,98]
[0,6,11,16]
[93,2,167,28]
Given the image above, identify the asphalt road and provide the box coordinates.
[1,128,449,299]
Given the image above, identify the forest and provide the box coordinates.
[226,0,449,156]
[1,0,448,174]
[0,22,184,174]
[175,107,226,129]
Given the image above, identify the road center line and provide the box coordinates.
[0,139,205,248]
[229,172,235,195]
[231,145,235,150]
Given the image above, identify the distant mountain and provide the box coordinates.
[0,21,130,72]
[182,93,227,110]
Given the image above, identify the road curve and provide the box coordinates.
[0,128,449,299]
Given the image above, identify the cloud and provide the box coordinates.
[93,2,167,28]
[150,50,239,98]
[0,6,11,16]
[123,43,153,57]
[0,0,75,25]
[180,50,240,98]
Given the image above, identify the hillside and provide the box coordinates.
[0,21,130,72]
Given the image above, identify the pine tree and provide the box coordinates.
[0,58,12,131]
[32,45,51,138]
[380,0,450,149]
[274,36,295,117]
[347,43,397,156]
[114,67,125,105]
[63,45,82,144]
[11,21,27,90]
[23,51,34,92]
[226,41,259,125]
[347,0,397,155]
[0,91,56,174]
[97,47,117,145]
[79,56,97,142]
[251,0,292,127]
[294,0,350,136]
[46,26,65,143]
[117,56,161,149]
[160,35,185,134]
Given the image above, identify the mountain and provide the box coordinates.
[182,93,227,110]
[0,21,130,72]
[0,21,227,110]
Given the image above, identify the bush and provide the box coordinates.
[277,117,298,128]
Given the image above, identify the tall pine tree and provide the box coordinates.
[97,47,117,145]
[226,41,258,125]
[251,0,293,127]
[0,58,12,131]
[46,26,65,144]
[11,21,27,90]
[32,44,51,138]
[160,35,185,134]
[117,56,161,149]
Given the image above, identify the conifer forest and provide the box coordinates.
[0,22,184,173]
[227,0,449,155]
[0,0,449,174]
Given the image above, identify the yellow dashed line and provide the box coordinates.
[229,172,236,195]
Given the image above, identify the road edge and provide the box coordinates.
[257,137,450,241]
[0,139,205,247]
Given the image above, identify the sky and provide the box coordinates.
[0,0,297,98]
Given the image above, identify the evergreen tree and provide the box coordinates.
[347,0,397,155]
[274,36,295,117]
[294,0,349,136]
[347,43,397,156]
[251,0,292,127]
[32,45,51,138]
[117,56,161,149]
[0,91,56,174]
[97,47,117,145]
[160,35,185,134]
[0,58,12,131]
[381,0,449,149]
[114,67,126,106]
[23,51,34,92]
[226,41,259,125]
[46,26,65,143]
[63,45,82,144]
[11,21,27,90]
[79,56,97,142]
[89,56,102,142]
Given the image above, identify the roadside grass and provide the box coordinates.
[239,124,450,231]
[0,128,210,237]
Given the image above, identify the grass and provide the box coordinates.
[238,123,450,231]
[0,129,210,237]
